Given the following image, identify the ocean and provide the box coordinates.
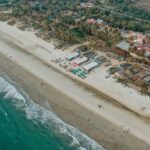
[0,76,105,150]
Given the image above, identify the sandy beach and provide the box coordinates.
[0,22,150,118]
[0,21,150,150]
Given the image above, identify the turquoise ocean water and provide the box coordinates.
[0,76,105,150]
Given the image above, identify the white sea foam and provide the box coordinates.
[0,76,105,150]
[0,77,25,101]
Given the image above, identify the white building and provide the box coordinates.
[72,57,88,65]
[82,62,98,72]
[66,52,79,61]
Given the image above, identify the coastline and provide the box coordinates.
[0,21,150,149]
[0,45,150,150]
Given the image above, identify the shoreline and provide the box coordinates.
[0,21,150,149]
[0,46,150,150]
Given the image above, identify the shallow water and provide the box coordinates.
[0,76,105,150]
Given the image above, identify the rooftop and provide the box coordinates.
[116,41,130,52]
[143,76,150,83]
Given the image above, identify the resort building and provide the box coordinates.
[82,62,98,72]
[71,57,88,65]
[66,52,80,61]
[115,41,130,57]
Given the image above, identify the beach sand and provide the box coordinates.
[0,21,150,118]
[0,21,150,150]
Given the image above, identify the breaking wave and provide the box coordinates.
[0,76,105,150]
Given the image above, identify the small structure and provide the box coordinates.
[136,43,150,58]
[145,31,150,38]
[82,62,98,72]
[127,31,146,45]
[120,63,131,69]
[144,50,150,58]
[120,30,129,39]
[80,2,93,8]
[66,52,79,61]
[143,76,150,85]
[143,44,150,58]
[130,67,142,75]
[48,16,54,21]
[96,19,103,24]
[86,19,96,24]
[71,57,88,65]
[116,41,130,51]
[29,1,47,12]
[115,41,130,57]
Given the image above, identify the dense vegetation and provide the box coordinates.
[7,0,150,32]
[0,0,10,4]
[1,0,150,46]
[109,0,150,20]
